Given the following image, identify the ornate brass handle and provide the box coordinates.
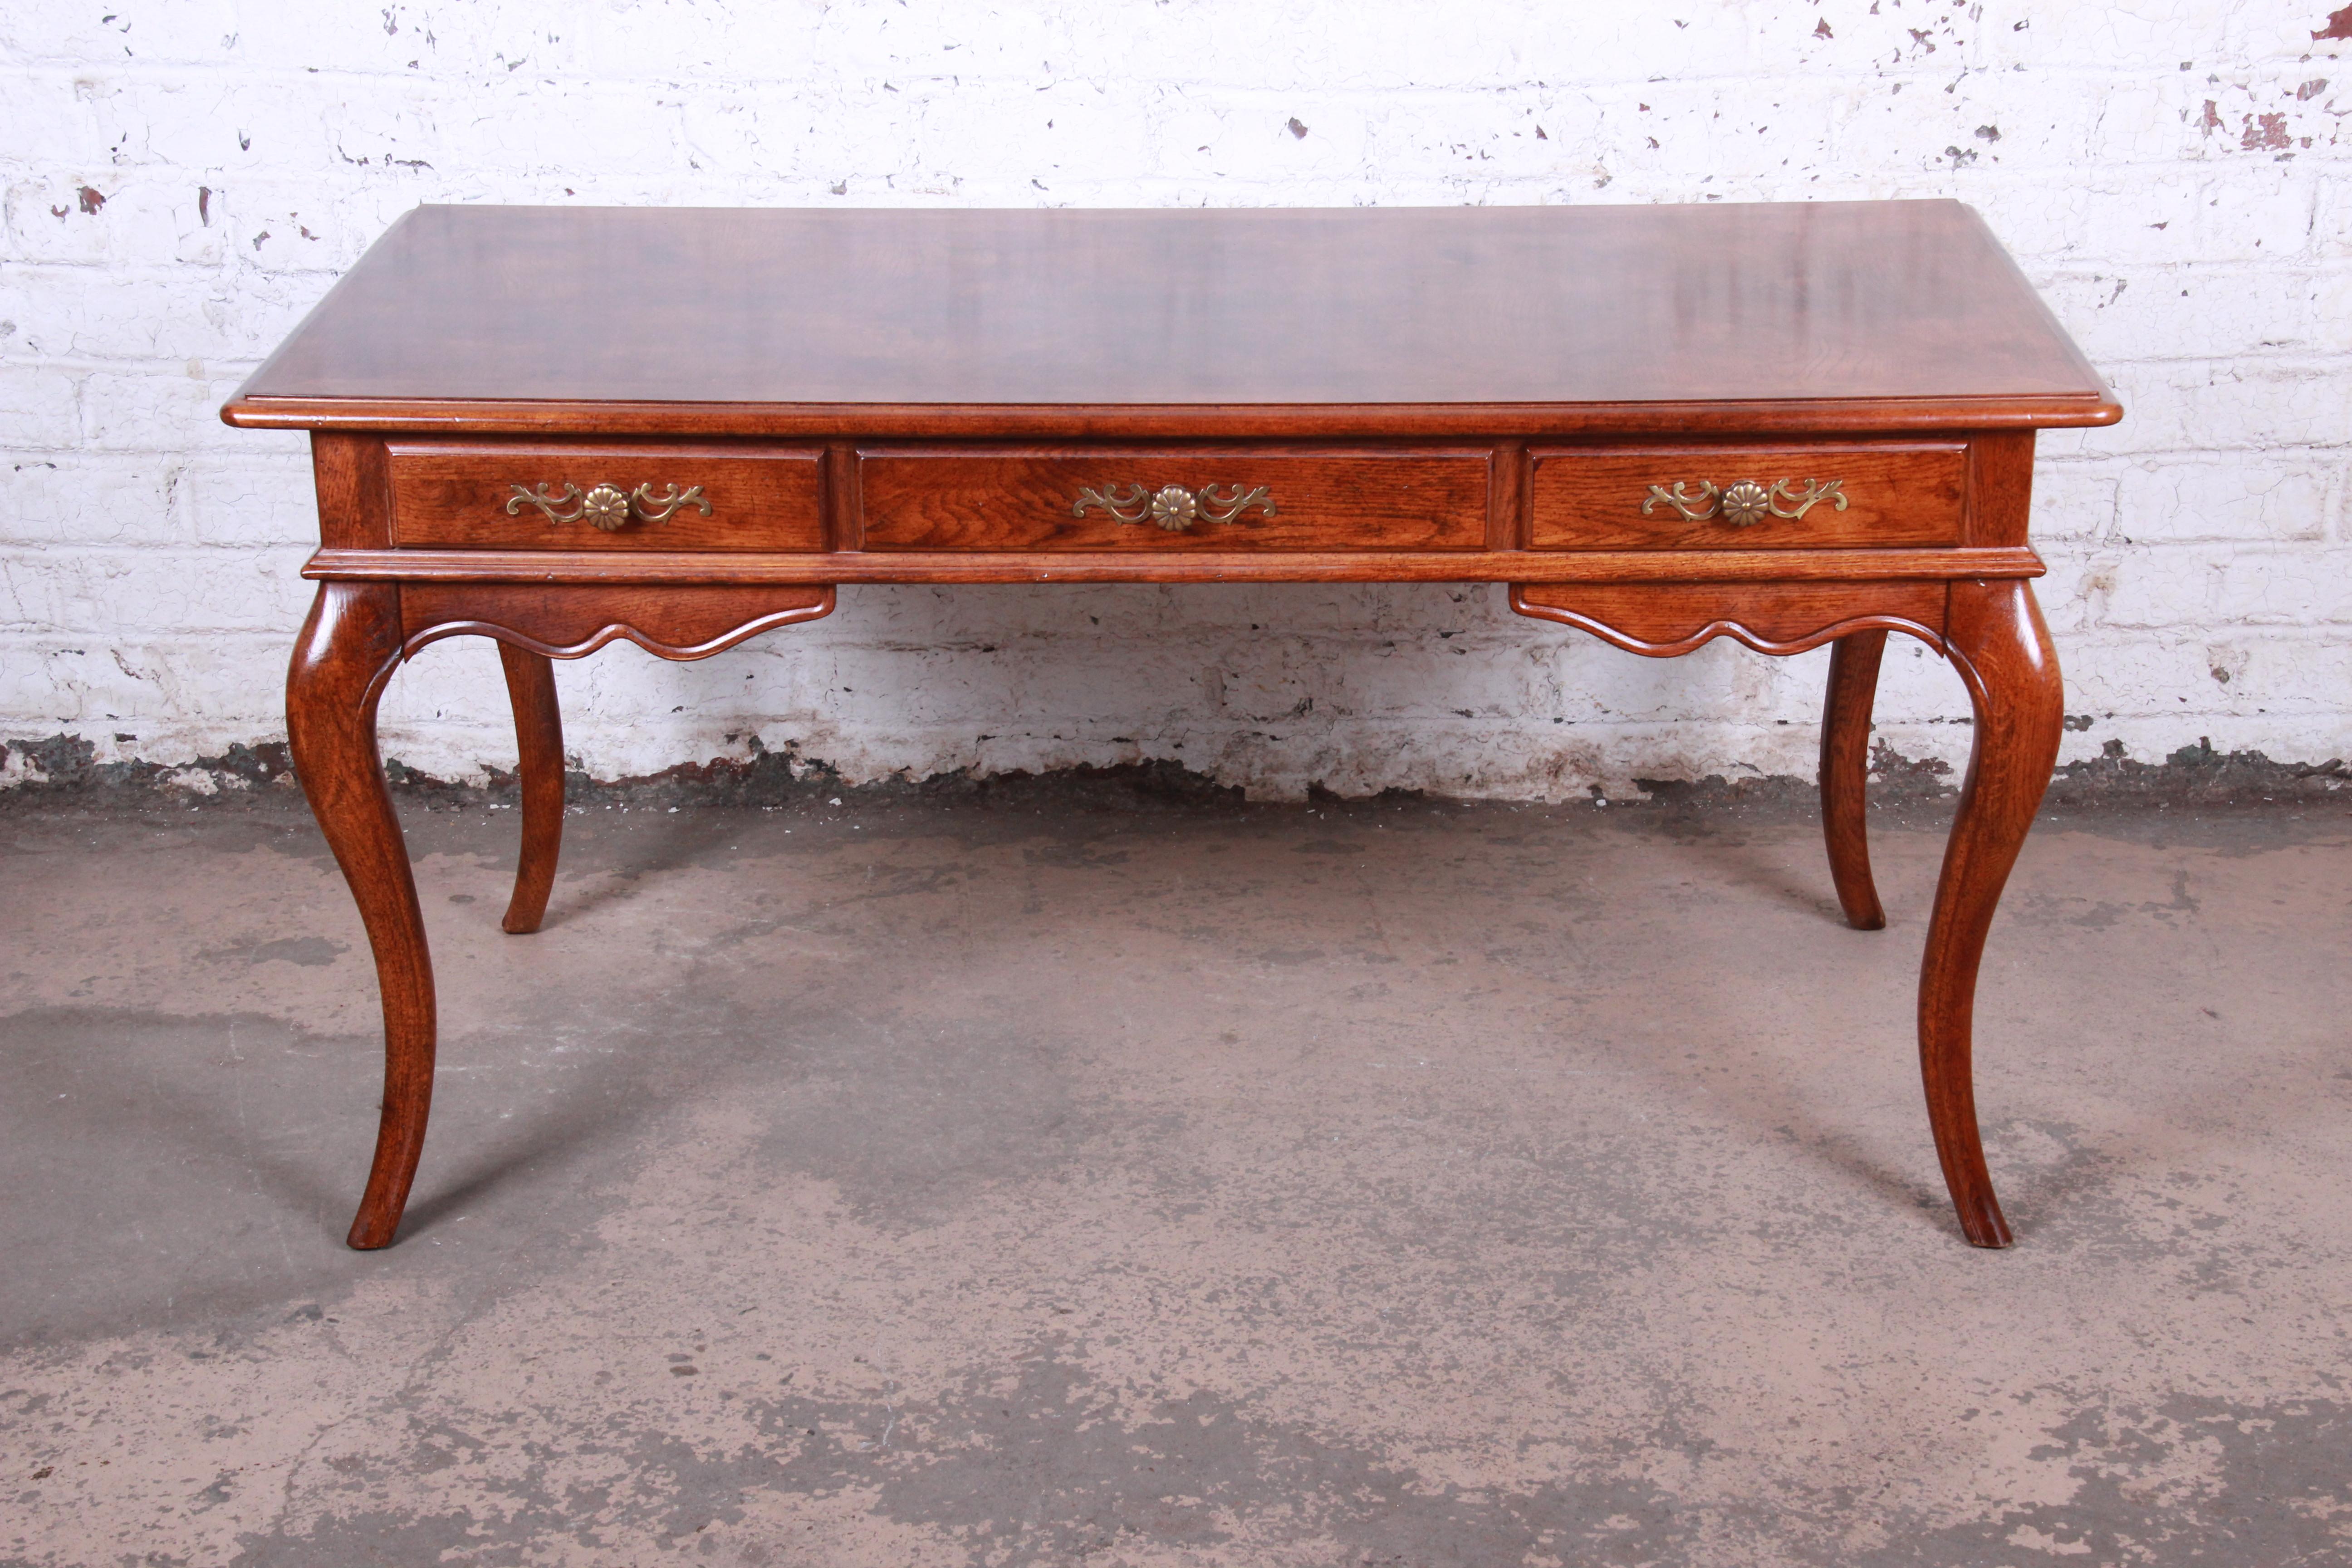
[1071,482,1277,533]
[505,481,713,532]
[1640,478,1847,527]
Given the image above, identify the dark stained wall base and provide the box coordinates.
[2,731,2346,816]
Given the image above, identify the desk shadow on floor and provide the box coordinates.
[0,1000,676,1347]
[470,805,806,931]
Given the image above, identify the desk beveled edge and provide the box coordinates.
[221,393,2124,439]
[303,544,2046,586]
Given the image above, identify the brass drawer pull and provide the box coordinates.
[1072,482,1278,532]
[505,481,713,532]
[1641,477,1847,527]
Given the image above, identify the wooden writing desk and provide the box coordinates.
[223,202,2122,1250]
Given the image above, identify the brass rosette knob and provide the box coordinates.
[505,481,714,530]
[1718,480,1773,528]
[1149,485,1200,531]
[1072,481,1277,531]
[579,483,634,532]
[1640,477,1848,525]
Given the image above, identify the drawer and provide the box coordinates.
[387,442,827,551]
[858,448,1491,551]
[1528,443,1967,550]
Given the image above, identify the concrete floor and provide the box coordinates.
[3,784,2350,1567]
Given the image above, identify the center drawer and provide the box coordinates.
[857,448,1492,551]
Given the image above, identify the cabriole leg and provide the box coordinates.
[285,582,436,1250]
[1821,629,1890,931]
[496,644,565,936]
[1919,579,2064,1248]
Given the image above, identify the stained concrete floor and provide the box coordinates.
[2,783,2350,1567]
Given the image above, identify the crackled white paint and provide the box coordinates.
[2,0,2347,797]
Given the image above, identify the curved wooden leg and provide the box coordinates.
[1920,579,2064,1248]
[1820,629,1889,931]
[496,644,565,936]
[286,582,435,1250]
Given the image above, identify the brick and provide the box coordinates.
[0,366,84,450]
[0,544,313,635]
[578,7,833,83]
[173,453,318,546]
[2211,545,2352,624]
[1551,81,1846,191]
[78,369,287,456]
[2113,455,2336,543]
[0,266,315,363]
[2096,358,2352,455]
[4,176,225,266]
[1975,6,2233,73]
[66,71,290,173]
[2035,541,2221,632]
[1828,70,2113,176]
[2038,263,2352,364]
[0,73,109,169]
[1979,162,2317,267]
[0,453,177,545]
[2314,172,2352,261]
[224,4,577,78]
[0,0,240,69]
[2029,461,2122,542]
[0,634,289,743]
[916,80,1159,192]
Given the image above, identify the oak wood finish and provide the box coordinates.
[223,203,2119,436]
[284,581,435,1251]
[400,583,834,660]
[497,645,564,936]
[388,441,826,552]
[858,448,1491,552]
[1527,442,1967,551]
[306,544,2049,587]
[228,201,2120,1251]
[1920,579,2067,1249]
[1822,630,1891,931]
[1508,581,1945,658]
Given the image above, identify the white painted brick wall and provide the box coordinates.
[3,0,2347,798]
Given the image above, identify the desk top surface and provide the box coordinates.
[225,201,2119,436]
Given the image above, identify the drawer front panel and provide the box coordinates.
[388,442,827,551]
[1529,443,1967,550]
[858,449,1492,551]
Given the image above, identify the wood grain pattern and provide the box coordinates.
[858,448,1490,552]
[401,583,834,660]
[1919,578,2066,1248]
[1964,429,2039,549]
[284,581,434,1250]
[1507,581,1947,657]
[309,432,392,550]
[1487,441,1529,551]
[1821,630,1891,931]
[222,203,2121,436]
[388,441,824,552]
[496,646,564,936]
[306,544,2049,587]
[233,202,2113,1252]
[1528,442,1966,550]
[235,396,2119,441]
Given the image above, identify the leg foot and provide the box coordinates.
[1920,579,2064,1248]
[286,582,435,1250]
[497,644,565,935]
[1821,629,1889,930]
